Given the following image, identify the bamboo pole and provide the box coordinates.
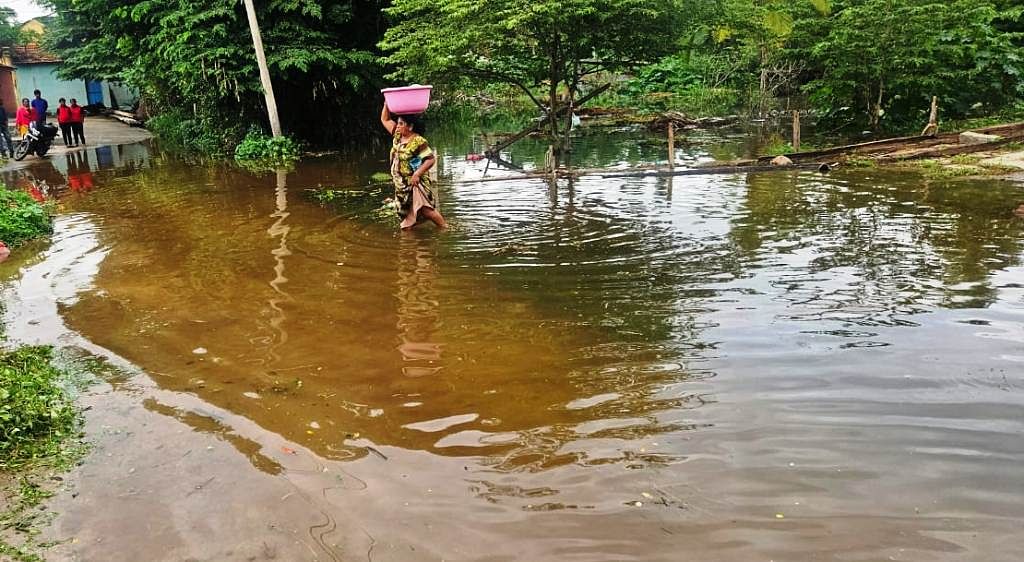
[667,122,675,170]
[242,0,282,138]
[792,111,800,152]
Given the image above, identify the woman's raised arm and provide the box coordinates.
[380,101,396,135]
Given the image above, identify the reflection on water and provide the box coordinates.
[396,232,443,378]
[0,143,151,201]
[2,132,1024,560]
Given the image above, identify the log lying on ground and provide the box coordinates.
[876,135,1024,162]
[753,121,1024,165]
[108,109,145,127]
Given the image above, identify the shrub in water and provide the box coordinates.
[234,130,301,164]
[0,189,53,247]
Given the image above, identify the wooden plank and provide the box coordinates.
[877,135,1024,162]
[756,133,954,163]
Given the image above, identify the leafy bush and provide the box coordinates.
[0,189,53,247]
[798,0,1024,129]
[147,110,245,159]
[598,54,744,116]
[233,130,301,164]
[0,346,78,470]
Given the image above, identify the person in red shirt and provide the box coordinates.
[69,98,85,146]
[56,98,73,147]
[15,98,35,137]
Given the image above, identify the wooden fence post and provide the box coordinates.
[667,122,675,170]
[792,111,801,153]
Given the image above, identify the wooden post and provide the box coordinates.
[792,111,800,153]
[921,96,939,136]
[242,0,282,138]
[667,122,675,170]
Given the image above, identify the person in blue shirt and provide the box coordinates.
[30,90,48,127]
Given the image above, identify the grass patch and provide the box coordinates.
[0,346,90,561]
[0,190,53,248]
[915,159,980,180]
[844,156,878,168]
[762,135,817,157]
[949,154,981,166]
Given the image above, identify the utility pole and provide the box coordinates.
[242,0,282,137]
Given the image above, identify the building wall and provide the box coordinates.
[103,81,139,109]
[19,20,46,37]
[15,64,88,113]
[0,68,16,115]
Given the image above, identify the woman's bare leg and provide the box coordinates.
[420,207,447,229]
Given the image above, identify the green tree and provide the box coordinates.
[0,6,26,47]
[381,0,680,148]
[798,0,1024,128]
[41,0,388,146]
[707,0,831,111]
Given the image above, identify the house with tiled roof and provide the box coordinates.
[3,18,137,116]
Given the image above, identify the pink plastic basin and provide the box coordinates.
[382,85,433,115]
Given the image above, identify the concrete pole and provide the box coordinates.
[242,0,282,137]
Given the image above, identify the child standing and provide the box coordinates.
[56,98,73,147]
[69,98,85,146]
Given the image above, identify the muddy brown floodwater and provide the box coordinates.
[2,128,1024,561]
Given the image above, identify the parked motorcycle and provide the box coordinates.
[13,122,59,161]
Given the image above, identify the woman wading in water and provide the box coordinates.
[380,102,447,229]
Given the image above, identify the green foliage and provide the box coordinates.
[0,7,31,48]
[381,0,681,140]
[796,0,1024,129]
[604,53,743,115]
[0,346,92,562]
[37,0,1024,140]
[426,83,537,125]
[844,156,878,168]
[234,130,302,165]
[0,190,53,247]
[916,160,981,179]
[146,110,244,159]
[42,0,388,146]
[944,101,1024,131]
[762,136,816,156]
[0,347,78,471]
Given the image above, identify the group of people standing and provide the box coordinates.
[9,89,86,146]
[56,98,86,147]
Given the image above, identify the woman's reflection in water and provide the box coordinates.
[395,231,443,378]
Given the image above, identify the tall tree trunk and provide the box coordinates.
[869,79,884,129]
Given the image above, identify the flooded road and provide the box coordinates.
[2,129,1024,561]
